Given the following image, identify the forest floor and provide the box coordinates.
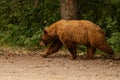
[0,47,120,80]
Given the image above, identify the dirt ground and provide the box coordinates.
[0,47,120,80]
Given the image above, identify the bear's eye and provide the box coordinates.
[41,34,50,42]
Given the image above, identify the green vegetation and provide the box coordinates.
[0,0,60,49]
[0,0,120,54]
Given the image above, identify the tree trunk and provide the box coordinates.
[34,0,39,8]
[61,0,78,20]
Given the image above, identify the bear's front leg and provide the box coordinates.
[63,40,77,60]
[41,39,62,58]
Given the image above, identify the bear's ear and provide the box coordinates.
[43,29,48,34]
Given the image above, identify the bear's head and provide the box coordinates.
[40,29,54,46]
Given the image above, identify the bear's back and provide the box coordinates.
[56,20,105,44]
[56,20,103,35]
[58,20,101,30]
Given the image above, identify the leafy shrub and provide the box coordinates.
[108,32,120,53]
[0,0,60,49]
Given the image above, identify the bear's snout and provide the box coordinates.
[40,41,45,46]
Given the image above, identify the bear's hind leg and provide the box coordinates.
[42,39,62,58]
[86,46,96,59]
[98,44,114,59]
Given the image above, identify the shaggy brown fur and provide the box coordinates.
[40,20,114,59]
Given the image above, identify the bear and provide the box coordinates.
[40,20,114,60]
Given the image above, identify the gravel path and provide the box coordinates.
[0,52,120,80]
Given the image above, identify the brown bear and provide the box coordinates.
[40,20,114,59]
